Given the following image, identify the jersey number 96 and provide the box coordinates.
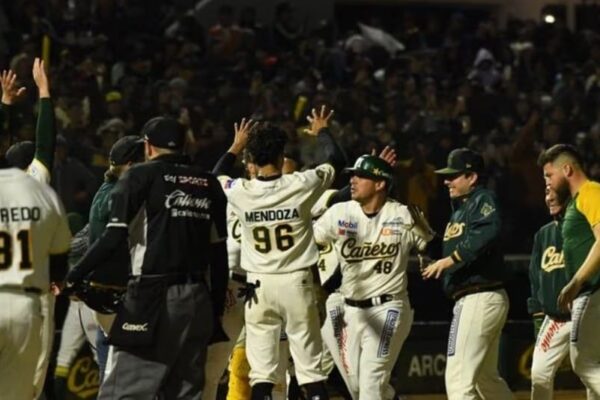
[252,224,294,253]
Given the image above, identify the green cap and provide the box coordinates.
[435,148,484,175]
[344,155,393,181]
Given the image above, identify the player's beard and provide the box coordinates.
[554,175,570,202]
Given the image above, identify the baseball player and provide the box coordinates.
[210,118,347,400]
[224,106,345,399]
[422,148,513,400]
[539,144,600,396]
[527,187,590,400]
[2,58,60,398]
[313,154,432,399]
[0,156,71,400]
[54,135,144,391]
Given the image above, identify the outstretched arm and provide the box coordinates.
[0,70,26,143]
[212,118,257,176]
[304,106,346,173]
[32,58,56,172]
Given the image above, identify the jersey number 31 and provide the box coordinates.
[0,230,33,270]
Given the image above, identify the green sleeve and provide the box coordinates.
[34,98,56,170]
[527,231,543,315]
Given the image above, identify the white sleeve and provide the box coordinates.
[313,206,338,246]
[304,163,336,191]
[27,158,51,184]
[216,175,236,195]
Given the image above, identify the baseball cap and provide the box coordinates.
[5,141,35,170]
[109,135,144,165]
[105,90,122,103]
[435,148,484,175]
[343,154,393,181]
[141,116,185,150]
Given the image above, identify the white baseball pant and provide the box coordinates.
[34,293,54,399]
[245,269,327,386]
[531,317,570,400]
[570,290,600,399]
[322,292,413,400]
[445,289,514,400]
[0,291,42,400]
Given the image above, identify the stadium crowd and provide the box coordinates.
[2,1,600,252]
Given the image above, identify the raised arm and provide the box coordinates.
[304,106,346,174]
[212,118,257,176]
[0,70,26,143]
[32,58,56,173]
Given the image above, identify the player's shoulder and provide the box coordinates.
[468,187,500,216]
[294,163,335,182]
[537,220,558,235]
[382,199,414,224]
[27,158,51,184]
[579,180,600,202]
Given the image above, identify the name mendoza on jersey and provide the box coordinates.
[244,208,300,223]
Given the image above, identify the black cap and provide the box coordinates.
[5,141,35,170]
[435,148,484,175]
[109,135,144,165]
[142,116,185,150]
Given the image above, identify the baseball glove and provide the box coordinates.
[407,204,436,243]
[63,281,126,314]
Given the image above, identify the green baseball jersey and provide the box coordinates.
[562,180,600,294]
[441,186,509,297]
[89,180,116,243]
[527,220,570,319]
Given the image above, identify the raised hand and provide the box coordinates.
[229,117,258,155]
[371,145,398,167]
[304,105,334,136]
[32,57,50,98]
[0,70,26,105]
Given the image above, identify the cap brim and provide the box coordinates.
[342,167,386,180]
[434,167,463,175]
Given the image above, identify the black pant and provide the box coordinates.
[99,283,213,399]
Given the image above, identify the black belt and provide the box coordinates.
[451,282,504,301]
[0,286,42,295]
[231,272,246,284]
[141,273,204,286]
[344,294,400,308]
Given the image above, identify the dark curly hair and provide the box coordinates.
[246,123,288,167]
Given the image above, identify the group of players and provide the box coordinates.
[0,56,600,400]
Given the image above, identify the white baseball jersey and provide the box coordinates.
[0,168,71,291]
[314,199,426,300]
[225,163,335,274]
[217,175,244,275]
[27,158,51,185]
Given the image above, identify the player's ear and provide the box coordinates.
[561,163,573,177]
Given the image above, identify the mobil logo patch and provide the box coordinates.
[337,220,358,230]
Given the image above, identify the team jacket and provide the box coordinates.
[562,180,600,294]
[527,219,570,320]
[441,185,509,298]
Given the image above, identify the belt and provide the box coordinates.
[344,294,401,308]
[231,272,246,284]
[451,282,504,301]
[0,285,42,295]
[141,273,204,285]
